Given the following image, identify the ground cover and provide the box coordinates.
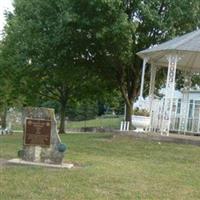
[66,117,123,129]
[11,117,123,132]
[0,133,200,200]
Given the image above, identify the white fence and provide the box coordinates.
[151,98,200,134]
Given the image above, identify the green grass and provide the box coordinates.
[0,133,200,200]
[11,117,123,131]
[66,117,123,129]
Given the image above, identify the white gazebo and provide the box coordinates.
[137,29,200,135]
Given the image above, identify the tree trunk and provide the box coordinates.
[0,107,7,129]
[125,101,133,128]
[59,100,67,134]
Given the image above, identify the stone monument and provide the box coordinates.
[18,107,67,164]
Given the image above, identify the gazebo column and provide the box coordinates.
[139,57,148,100]
[161,55,178,136]
[149,64,157,131]
[149,64,157,100]
[179,71,192,134]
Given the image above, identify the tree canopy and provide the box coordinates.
[2,0,131,132]
[65,0,200,122]
[1,0,200,130]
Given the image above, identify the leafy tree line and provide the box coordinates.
[0,0,199,132]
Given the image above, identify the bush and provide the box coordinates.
[133,108,150,117]
[17,149,25,158]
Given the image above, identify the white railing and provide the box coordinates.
[151,98,200,134]
[120,121,130,131]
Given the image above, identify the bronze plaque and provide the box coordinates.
[24,119,51,146]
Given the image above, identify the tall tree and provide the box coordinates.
[64,0,134,122]
[0,41,20,129]
[2,0,84,133]
[3,0,200,131]
[2,0,116,133]
[68,0,200,124]
[118,0,200,122]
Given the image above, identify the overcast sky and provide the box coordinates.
[0,0,13,37]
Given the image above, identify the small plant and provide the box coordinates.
[133,108,150,117]
[17,149,25,158]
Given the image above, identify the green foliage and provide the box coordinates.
[40,100,60,113]
[1,0,132,131]
[133,108,150,116]
[64,0,200,121]
[192,73,200,87]
[17,149,25,158]
[66,100,98,121]
[1,0,200,125]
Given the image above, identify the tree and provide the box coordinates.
[2,0,83,133]
[0,41,22,129]
[119,0,200,122]
[3,0,200,131]
[63,0,134,122]
[2,0,118,133]
[68,0,200,125]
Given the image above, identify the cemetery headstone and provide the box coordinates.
[19,107,67,164]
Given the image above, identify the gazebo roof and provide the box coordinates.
[137,29,200,72]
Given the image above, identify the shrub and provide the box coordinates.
[133,108,150,117]
[17,149,25,158]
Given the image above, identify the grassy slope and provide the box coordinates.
[0,133,200,200]
[12,117,123,131]
[66,117,123,129]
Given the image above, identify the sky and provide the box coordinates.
[0,0,13,37]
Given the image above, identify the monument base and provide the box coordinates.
[8,158,74,169]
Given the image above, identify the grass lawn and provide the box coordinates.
[66,117,123,129]
[0,133,200,200]
[11,117,123,131]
